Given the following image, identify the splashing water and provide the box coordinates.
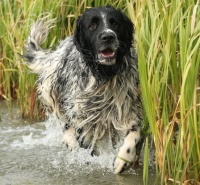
[9,113,116,170]
[0,102,155,185]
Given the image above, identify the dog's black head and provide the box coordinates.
[74,6,134,81]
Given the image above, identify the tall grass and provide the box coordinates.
[129,0,200,184]
[0,0,199,184]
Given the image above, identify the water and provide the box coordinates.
[0,101,155,185]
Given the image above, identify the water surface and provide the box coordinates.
[0,101,155,185]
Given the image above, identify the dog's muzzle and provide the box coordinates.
[97,31,119,65]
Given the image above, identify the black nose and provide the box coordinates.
[99,32,116,42]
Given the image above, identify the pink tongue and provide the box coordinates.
[101,48,114,58]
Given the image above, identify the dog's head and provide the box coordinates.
[74,6,134,80]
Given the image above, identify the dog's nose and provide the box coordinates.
[99,32,116,42]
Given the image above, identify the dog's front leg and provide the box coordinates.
[113,128,140,174]
[63,124,79,150]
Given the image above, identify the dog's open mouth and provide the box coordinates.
[100,48,115,58]
[97,48,116,65]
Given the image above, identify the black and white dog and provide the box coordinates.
[25,6,143,174]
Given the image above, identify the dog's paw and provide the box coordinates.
[113,156,134,174]
[63,127,79,150]
[113,131,140,174]
[113,146,136,174]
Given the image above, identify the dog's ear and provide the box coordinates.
[121,13,134,48]
[74,16,85,52]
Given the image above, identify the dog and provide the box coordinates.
[25,6,143,174]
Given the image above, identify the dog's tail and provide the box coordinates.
[25,15,56,74]
[27,15,55,52]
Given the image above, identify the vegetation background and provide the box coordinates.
[0,0,199,184]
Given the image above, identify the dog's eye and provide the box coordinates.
[111,22,118,26]
[112,23,118,28]
[89,23,97,30]
[110,20,119,29]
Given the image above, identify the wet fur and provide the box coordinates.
[25,6,143,174]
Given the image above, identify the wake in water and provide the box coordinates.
[0,102,154,184]
[8,113,120,172]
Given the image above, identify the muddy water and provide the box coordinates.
[0,101,155,185]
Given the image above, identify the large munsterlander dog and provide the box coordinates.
[25,6,143,174]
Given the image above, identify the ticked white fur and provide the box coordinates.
[25,11,142,174]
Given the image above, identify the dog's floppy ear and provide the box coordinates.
[74,16,85,52]
[121,12,134,48]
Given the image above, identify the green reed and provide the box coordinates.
[128,0,200,184]
[0,0,199,184]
